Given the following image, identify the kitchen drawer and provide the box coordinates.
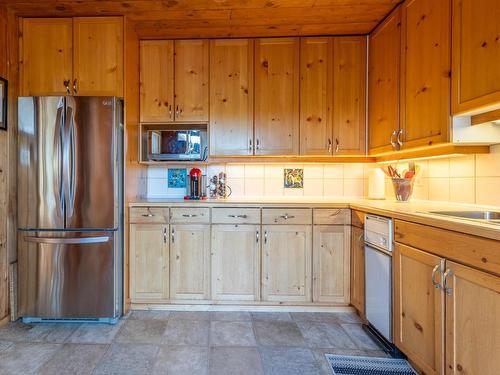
[170,207,210,223]
[262,208,312,225]
[211,208,261,224]
[313,208,351,225]
[129,207,169,224]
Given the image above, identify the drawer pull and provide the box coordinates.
[182,214,199,218]
[171,227,175,243]
[279,214,295,220]
[329,209,342,217]
[256,230,259,243]
[228,214,248,219]
[264,230,268,244]
[142,213,154,218]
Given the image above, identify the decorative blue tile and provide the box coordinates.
[168,168,187,188]
[284,169,304,189]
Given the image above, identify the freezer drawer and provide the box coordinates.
[17,231,120,319]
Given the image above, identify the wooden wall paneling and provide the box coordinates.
[174,39,209,122]
[299,37,333,155]
[139,40,174,122]
[20,18,73,96]
[209,39,254,156]
[73,16,124,96]
[451,0,500,115]
[368,6,401,154]
[400,0,451,148]
[0,5,8,323]
[123,17,148,313]
[254,37,300,155]
[332,36,367,155]
[3,1,401,37]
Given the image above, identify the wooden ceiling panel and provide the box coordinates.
[4,0,402,36]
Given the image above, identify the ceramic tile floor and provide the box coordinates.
[0,311,387,375]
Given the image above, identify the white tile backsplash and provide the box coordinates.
[144,145,500,207]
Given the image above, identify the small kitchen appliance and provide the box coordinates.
[185,167,207,200]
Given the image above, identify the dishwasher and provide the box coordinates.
[364,214,395,353]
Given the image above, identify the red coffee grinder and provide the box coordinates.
[185,168,207,200]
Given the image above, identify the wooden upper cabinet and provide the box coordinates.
[174,39,209,122]
[401,0,450,149]
[21,18,73,96]
[140,40,174,123]
[452,0,500,115]
[444,261,500,375]
[73,17,123,96]
[300,37,333,155]
[209,39,254,155]
[394,243,444,375]
[368,7,401,154]
[332,36,367,155]
[255,38,300,155]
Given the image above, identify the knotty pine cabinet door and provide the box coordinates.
[444,261,500,375]
[332,36,367,155]
[261,225,312,302]
[21,18,73,96]
[299,37,333,155]
[211,224,260,301]
[209,39,254,155]
[169,224,211,300]
[400,0,450,149]
[394,243,444,375]
[350,226,365,316]
[140,40,174,122]
[312,225,350,303]
[73,17,123,96]
[174,39,209,122]
[129,224,169,301]
[255,38,300,155]
[368,7,401,154]
[451,0,500,115]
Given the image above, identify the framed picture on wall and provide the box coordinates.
[0,77,7,131]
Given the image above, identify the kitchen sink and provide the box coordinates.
[425,210,500,224]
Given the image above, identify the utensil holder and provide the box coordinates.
[391,178,414,201]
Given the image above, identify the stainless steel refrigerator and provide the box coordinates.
[17,96,123,323]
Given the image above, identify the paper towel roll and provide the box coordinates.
[368,168,385,200]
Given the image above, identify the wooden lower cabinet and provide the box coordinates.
[394,243,444,375]
[262,225,312,302]
[444,261,500,375]
[129,224,169,301]
[312,225,350,303]
[211,224,260,301]
[350,226,365,315]
[170,224,211,300]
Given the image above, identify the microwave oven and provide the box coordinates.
[145,128,208,161]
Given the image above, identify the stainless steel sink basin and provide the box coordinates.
[425,210,500,224]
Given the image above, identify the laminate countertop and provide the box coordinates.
[129,198,500,241]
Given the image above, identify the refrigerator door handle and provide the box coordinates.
[63,106,76,218]
[54,106,64,217]
[24,235,111,245]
